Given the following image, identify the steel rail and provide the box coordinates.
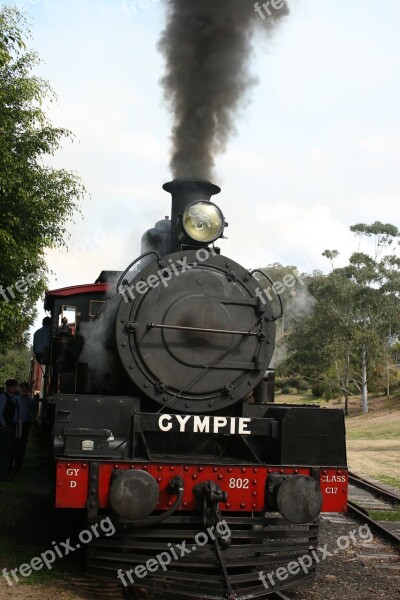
[348,471,400,506]
[347,499,400,545]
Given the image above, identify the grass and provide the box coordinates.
[377,475,400,489]
[368,509,400,522]
[344,396,400,487]
[275,391,325,405]
[345,397,400,440]
[0,439,79,587]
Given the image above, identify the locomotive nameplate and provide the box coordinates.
[136,413,277,436]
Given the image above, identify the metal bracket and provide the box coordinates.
[86,462,99,521]
[193,480,228,528]
[267,474,288,512]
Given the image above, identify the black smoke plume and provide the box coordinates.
[159,0,289,180]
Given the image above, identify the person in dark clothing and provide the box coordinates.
[13,382,35,474]
[58,316,72,337]
[33,316,52,363]
[0,379,18,481]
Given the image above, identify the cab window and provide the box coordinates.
[58,305,77,337]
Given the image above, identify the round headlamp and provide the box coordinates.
[182,201,225,244]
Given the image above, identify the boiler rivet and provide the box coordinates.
[192,474,198,480]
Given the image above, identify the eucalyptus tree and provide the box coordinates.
[283,224,400,414]
[0,7,84,351]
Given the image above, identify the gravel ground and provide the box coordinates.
[291,515,400,600]
[1,515,399,599]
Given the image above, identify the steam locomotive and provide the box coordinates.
[36,179,348,599]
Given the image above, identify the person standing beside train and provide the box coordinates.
[13,382,36,474]
[33,316,52,363]
[0,379,18,482]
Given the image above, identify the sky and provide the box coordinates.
[3,0,400,329]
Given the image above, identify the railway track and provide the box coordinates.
[348,471,400,545]
[349,471,400,506]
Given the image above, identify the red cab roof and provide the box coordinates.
[44,283,111,311]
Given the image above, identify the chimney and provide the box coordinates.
[163,178,221,252]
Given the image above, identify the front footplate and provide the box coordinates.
[86,513,320,599]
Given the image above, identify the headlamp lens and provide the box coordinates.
[182,202,224,243]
